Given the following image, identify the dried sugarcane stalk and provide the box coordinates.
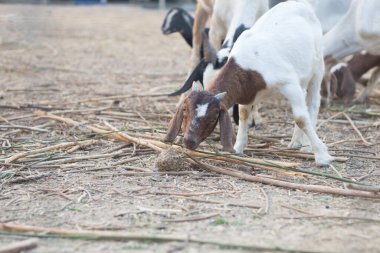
[5,140,98,164]
[0,223,334,253]
[35,110,131,144]
[186,155,380,199]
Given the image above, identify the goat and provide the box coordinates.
[191,0,214,70]
[161,8,210,62]
[324,0,380,59]
[330,53,380,104]
[323,0,380,104]
[164,0,333,166]
[169,0,269,127]
[191,0,266,70]
[161,8,194,48]
[307,0,351,33]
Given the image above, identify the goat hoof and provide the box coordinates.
[315,153,333,167]
[162,138,173,143]
[288,141,302,149]
[233,144,245,155]
[222,147,235,153]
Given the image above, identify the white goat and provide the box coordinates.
[307,0,352,34]
[324,0,380,62]
[165,0,333,166]
[323,0,380,103]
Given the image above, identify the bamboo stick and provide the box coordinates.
[36,111,300,169]
[35,111,131,144]
[5,140,98,164]
[0,238,38,253]
[186,156,380,199]
[0,223,334,253]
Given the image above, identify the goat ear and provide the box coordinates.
[215,92,227,101]
[202,30,217,65]
[192,81,203,92]
[163,104,184,143]
[219,103,235,152]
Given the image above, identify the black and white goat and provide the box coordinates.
[161,8,194,48]
[165,0,333,166]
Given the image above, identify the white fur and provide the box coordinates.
[203,0,269,126]
[229,0,332,165]
[307,0,351,34]
[163,9,178,32]
[330,62,348,73]
[203,64,220,89]
[207,0,269,74]
[324,0,380,61]
[196,103,209,118]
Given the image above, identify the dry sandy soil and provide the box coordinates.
[0,4,379,253]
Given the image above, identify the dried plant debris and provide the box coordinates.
[155,147,187,171]
[0,4,379,253]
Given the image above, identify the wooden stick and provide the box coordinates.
[6,173,51,185]
[32,112,360,185]
[316,111,345,130]
[0,125,48,133]
[4,140,98,164]
[154,190,224,197]
[247,149,348,163]
[36,111,299,169]
[0,238,38,253]
[104,121,301,170]
[342,112,371,145]
[178,196,261,209]
[278,215,380,223]
[34,151,123,166]
[103,121,163,152]
[165,213,220,222]
[186,156,380,199]
[345,183,380,193]
[35,111,132,144]
[0,223,333,253]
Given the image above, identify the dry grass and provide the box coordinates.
[0,4,379,253]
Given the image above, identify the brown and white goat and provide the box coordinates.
[331,53,380,104]
[165,0,333,166]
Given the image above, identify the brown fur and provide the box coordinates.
[338,53,380,103]
[164,104,184,143]
[326,53,380,104]
[295,117,305,130]
[238,107,249,121]
[208,58,267,109]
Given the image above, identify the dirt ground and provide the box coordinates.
[0,4,379,253]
